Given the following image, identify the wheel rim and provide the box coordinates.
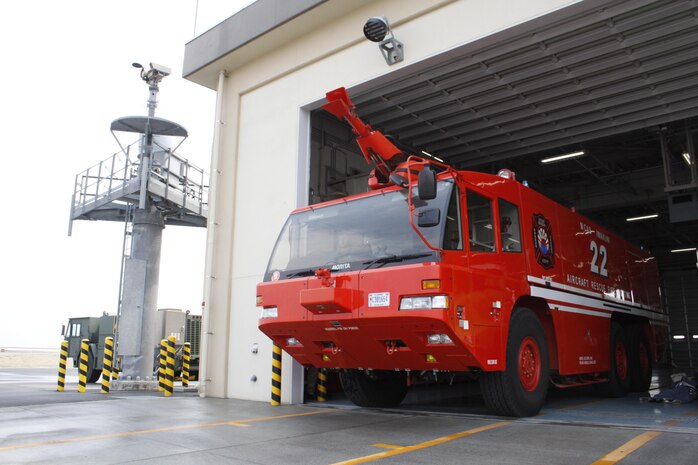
[615,341,628,380]
[518,336,541,392]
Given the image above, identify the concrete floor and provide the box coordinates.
[1,367,697,464]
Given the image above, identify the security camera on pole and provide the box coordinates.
[132,62,171,210]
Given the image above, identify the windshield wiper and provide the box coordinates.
[362,253,432,270]
[284,269,317,279]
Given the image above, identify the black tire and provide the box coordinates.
[601,322,631,397]
[339,369,408,408]
[86,349,102,383]
[480,308,549,417]
[628,324,652,392]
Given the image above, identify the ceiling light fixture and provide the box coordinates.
[682,151,692,165]
[625,214,658,222]
[670,247,697,253]
[421,150,444,162]
[540,151,585,164]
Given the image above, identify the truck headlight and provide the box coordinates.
[399,295,449,310]
[260,307,278,319]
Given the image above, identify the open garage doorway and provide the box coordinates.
[309,102,698,370]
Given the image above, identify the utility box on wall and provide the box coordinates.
[668,192,698,223]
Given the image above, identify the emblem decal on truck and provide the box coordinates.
[532,213,555,269]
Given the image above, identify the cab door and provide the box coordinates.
[462,188,510,368]
[495,196,527,310]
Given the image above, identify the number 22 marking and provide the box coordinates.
[589,240,608,277]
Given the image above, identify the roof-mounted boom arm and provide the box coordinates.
[322,87,405,186]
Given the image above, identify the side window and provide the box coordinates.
[466,190,494,252]
[498,199,522,253]
[443,186,463,250]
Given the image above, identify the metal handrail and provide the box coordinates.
[72,142,137,213]
[71,140,209,218]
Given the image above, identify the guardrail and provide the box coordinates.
[70,140,209,222]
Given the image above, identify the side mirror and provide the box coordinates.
[417,208,440,227]
[418,167,436,200]
[61,325,66,336]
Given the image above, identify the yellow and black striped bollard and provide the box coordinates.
[56,341,68,392]
[164,336,175,397]
[78,339,89,393]
[182,342,191,388]
[158,339,167,392]
[100,337,114,394]
[112,365,120,381]
[317,369,328,402]
[271,343,282,406]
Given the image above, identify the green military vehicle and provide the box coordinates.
[62,309,202,382]
[63,314,115,382]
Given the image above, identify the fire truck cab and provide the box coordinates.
[256,88,669,417]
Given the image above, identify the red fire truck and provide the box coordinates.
[257,87,669,417]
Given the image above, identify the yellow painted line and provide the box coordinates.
[0,410,329,452]
[590,431,662,465]
[226,422,252,428]
[330,422,510,465]
[236,410,328,424]
[372,443,403,450]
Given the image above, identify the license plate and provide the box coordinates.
[368,292,390,307]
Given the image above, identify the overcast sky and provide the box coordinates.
[0,0,254,348]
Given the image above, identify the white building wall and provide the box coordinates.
[201,0,582,402]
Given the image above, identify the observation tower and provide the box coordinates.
[68,63,208,388]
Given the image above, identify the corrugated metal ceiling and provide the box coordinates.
[352,0,698,169]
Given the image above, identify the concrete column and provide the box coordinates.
[200,70,235,398]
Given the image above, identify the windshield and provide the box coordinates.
[264,181,456,281]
